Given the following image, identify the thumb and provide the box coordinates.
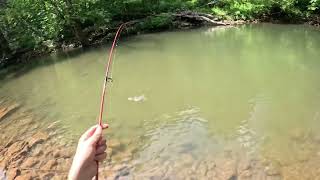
[88,125,102,145]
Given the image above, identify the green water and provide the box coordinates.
[1,24,320,168]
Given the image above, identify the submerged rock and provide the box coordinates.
[108,139,121,149]
[290,128,308,142]
[21,157,39,169]
[0,104,20,121]
[5,168,20,180]
[238,170,252,180]
[216,159,237,180]
[14,172,34,180]
[28,132,49,147]
[265,165,281,176]
[42,159,58,170]
[0,102,75,179]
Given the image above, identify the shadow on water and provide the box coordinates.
[0,29,163,85]
[0,47,98,84]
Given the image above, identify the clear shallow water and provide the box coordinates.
[1,24,320,170]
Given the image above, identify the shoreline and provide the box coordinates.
[1,11,319,72]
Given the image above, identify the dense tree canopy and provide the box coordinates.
[0,0,319,68]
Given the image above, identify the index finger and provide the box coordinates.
[80,125,98,141]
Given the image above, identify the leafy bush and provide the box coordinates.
[308,0,320,12]
[137,14,174,31]
[209,0,319,21]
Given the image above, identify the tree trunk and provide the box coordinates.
[0,30,11,59]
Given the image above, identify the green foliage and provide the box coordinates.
[210,0,320,20]
[308,0,320,11]
[0,0,194,51]
[137,14,174,31]
[0,0,319,67]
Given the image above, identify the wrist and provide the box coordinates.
[68,156,81,180]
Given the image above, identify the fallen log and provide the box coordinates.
[172,11,230,26]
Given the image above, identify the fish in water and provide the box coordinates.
[128,94,147,102]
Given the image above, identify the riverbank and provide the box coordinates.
[0,12,240,69]
[1,10,319,71]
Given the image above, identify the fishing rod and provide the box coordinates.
[95,21,135,180]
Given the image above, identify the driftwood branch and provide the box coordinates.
[173,11,230,26]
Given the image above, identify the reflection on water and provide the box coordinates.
[1,24,320,178]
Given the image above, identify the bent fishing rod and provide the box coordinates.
[95,21,135,180]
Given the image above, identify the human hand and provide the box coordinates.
[68,124,108,180]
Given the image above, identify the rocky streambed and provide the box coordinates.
[0,99,140,180]
[1,100,320,180]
